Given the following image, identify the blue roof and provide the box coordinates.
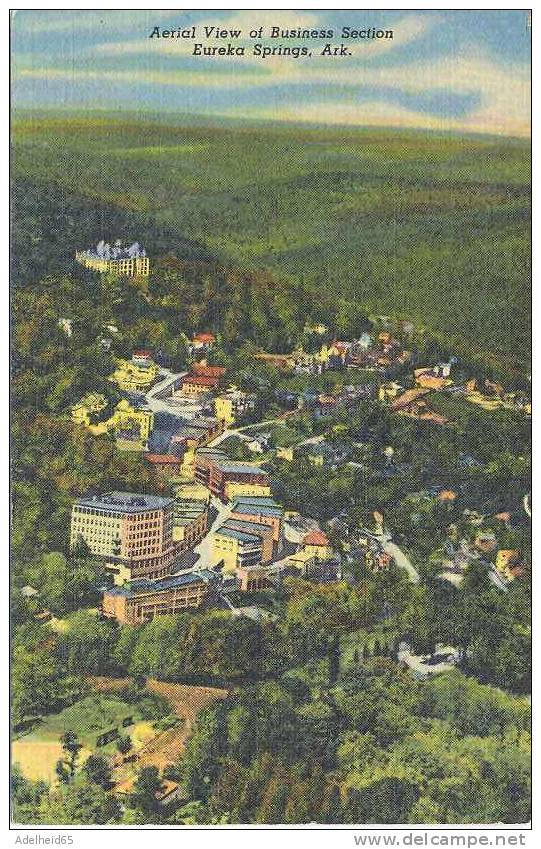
[232,504,282,518]
[215,462,267,474]
[105,569,216,597]
[76,491,173,513]
[232,496,279,507]
[223,518,272,535]
[215,527,262,544]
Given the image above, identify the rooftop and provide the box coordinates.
[80,240,147,260]
[214,526,262,544]
[303,530,331,547]
[75,491,173,513]
[105,569,217,597]
[215,461,267,475]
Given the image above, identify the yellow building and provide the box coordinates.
[75,241,150,277]
[379,382,403,402]
[284,549,315,575]
[73,397,153,445]
[276,446,294,462]
[110,358,159,393]
[224,481,272,501]
[71,393,108,427]
[214,389,256,426]
[302,530,333,561]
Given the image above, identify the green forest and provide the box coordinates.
[12,115,531,377]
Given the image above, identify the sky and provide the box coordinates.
[11,9,531,137]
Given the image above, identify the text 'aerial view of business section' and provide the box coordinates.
[10,8,531,828]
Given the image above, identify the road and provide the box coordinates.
[383,541,420,584]
[207,414,295,448]
[523,493,531,518]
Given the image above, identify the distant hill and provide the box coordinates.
[11,114,531,373]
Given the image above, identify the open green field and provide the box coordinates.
[11,114,531,372]
[12,693,155,783]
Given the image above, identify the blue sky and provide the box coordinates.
[11,9,531,136]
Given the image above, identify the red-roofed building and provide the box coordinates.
[192,332,216,350]
[181,373,221,394]
[192,363,226,378]
[302,530,333,561]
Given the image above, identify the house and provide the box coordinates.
[390,388,448,425]
[191,332,215,351]
[255,352,294,371]
[495,550,523,581]
[302,530,333,561]
[247,432,271,453]
[276,445,294,462]
[313,395,338,419]
[379,382,403,403]
[110,357,159,393]
[474,530,498,554]
[283,549,316,575]
[181,373,220,395]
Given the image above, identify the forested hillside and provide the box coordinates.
[11,115,531,376]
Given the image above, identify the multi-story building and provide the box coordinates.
[70,492,175,584]
[75,240,150,277]
[181,374,221,395]
[194,449,270,501]
[214,389,256,426]
[110,357,160,393]
[208,461,270,502]
[145,454,184,479]
[173,498,209,550]
[102,570,217,624]
[213,525,264,574]
[72,398,154,448]
[230,497,284,553]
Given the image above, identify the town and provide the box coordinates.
[60,240,530,630]
[12,233,531,825]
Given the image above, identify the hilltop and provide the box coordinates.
[11,114,531,375]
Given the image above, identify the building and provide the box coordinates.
[283,549,316,575]
[190,332,215,351]
[73,397,154,447]
[195,450,270,501]
[181,373,221,395]
[495,549,523,581]
[75,240,149,277]
[145,454,184,479]
[215,389,256,426]
[302,530,333,561]
[72,393,109,427]
[102,570,217,624]
[70,492,176,584]
[174,417,224,452]
[222,517,274,563]
[110,357,160,393]
[213,525,264,574]
[236,564,269,593]
[379,382,403,403]
[173,498,209,550]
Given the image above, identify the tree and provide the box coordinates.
[59,731,83,780]
[116,735,133,757]
[130,766,164,818]
[83,754,112,789]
